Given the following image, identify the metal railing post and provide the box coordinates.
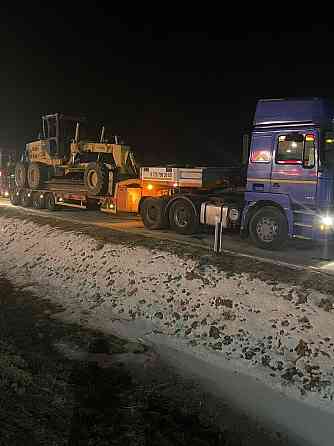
[214,218,223,255]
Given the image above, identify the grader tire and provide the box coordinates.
[84,162,109,196]
[27,163,48,190]
[15,162,27,188]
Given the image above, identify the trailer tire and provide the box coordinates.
[141,197,169,229]
[27,163,47,189]
[86,199,100,210]
[15,162,27,188]
[32,192,46,209]
[10,190,20,206]
[84,162,108,196]
[249,206,288,250]
[20,190,32,207]
[169,198,199,235]
[45,193,57,211]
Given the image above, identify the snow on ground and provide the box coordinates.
[1,216,334,416]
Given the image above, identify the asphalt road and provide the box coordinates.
[1,197,334,274]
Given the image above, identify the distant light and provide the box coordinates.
[173,182,178,187]
[147,183,153,191]
[305,134,315,142]
[326,138,334,144]
[4,191,9,197]
[291,142,298,148]
[40,194,44,199]
[27,193,31,197]
[59,197,63,202]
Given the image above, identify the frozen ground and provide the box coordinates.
[1,215,334,445]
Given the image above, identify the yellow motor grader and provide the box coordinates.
[15,114,138,196]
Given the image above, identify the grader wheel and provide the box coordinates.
[27,163,48,190]
[84,162,109,196]
[15,162,27,188]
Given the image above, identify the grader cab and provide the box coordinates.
[15,114,138,196]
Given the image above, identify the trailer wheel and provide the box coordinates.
[27,163,47,189]
[15,162,27,188]
[84,162,108,196]
[20,190,32,207]
[10,190,20,206]
[45,193,57,211]
[141,197,169,229]
[169,199,199,235]
[86,199,100,210]
[32,192,46,209]
[249,206,288,250]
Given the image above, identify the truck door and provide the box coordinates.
[270,131,317,208]
[247,132,273,193]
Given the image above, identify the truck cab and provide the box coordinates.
[242,97,334,247]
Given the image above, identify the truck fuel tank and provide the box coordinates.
[200,202,241,227]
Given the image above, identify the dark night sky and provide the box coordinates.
[1,10,333,166]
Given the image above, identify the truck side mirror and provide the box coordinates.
[242,134,250,165]
[323,131,334,167]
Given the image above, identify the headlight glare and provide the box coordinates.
[320,215,334,226]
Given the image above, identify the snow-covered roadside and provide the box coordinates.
[1,216,334,442]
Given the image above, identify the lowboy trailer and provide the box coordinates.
[10,98,334,250]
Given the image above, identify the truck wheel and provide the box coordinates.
[27,163,47,189]
[45,193,57,211]
[249,206,288,250]
[141,197,169,229]
[15,162,27,188]
[169,199,199,235]
[84,162,108,196]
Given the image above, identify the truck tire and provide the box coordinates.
[45,193,57,211]
[249,206,288,250]
[169,198,199,235]
[15,162,27,188]
[84,162,108,196]
[141,197,169,229]
[27,163,47,189]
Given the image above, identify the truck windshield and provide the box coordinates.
[276,133,315,167]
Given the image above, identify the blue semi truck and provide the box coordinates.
[140,97,334,249]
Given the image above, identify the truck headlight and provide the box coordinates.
[320,215,334,226]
